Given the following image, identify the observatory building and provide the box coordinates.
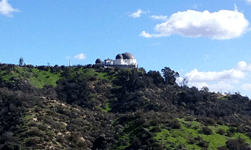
[95,52,138,68]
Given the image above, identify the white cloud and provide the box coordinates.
[236,61,251,71]
[74,53,86,60]
[178,61,251,93]
[189,81,235,92]
[141,8,249,39]
[246,0,251,4]
[129,9,146,18]
[240,84,251,91]
[151,15,168,21]
[207,81,235,92]
[185,68,245,82]
[0,0,19,17]
[140,31,152,38]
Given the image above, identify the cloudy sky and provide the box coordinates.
[1,0,251,98]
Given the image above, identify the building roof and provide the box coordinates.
[116,54,123,60]
[95,58,102,64]
[105,58,113,61]
[122,52,135,59]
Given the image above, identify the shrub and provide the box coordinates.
[38,124,48,131]
[25,137,41,146]
[0,143,22,150]
[226,130,233,137]
[229,127,236,134]
[56,135,65,144]
[150,126,162,132]
[237,126,245,133]
[217,129,225,135]
[217,120,224,125]
[200,126,213,135]
[185,117,194,121]
[218,146,228,150]
[89,76,97,81]
[187,137,196,144]
[197,140,209,148]
[193,125,199,130]
[226,139,240,150]
[171,119,181,129]
[206,118,216,126]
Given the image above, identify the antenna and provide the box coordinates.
[69,59,71,67]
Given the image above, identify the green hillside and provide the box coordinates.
[0,63,251,150]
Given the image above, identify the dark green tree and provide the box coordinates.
[179,77,188,87]
[201,86,209,92]
[161,67,179,85]
[19,57,24,66]
[146,70,164,85]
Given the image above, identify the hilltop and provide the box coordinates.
[0,63,251,150]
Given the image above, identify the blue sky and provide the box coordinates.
[1,0,251,98]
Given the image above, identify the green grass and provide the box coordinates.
[23,115,33,121]
[232,133,251,145]
[0,66,115,89]
[154,118,251,150]
[201,134,227,149]
[219,97,227,100]
[67,67,111,80]
[113,119,148,150]
[217,125,229,132]
[154,119,202,149]
[99,102,111,113]
[28,68,61,88]
[0,66,62,89]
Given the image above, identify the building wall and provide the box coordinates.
[96,58,138,68]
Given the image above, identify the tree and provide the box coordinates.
[179,77,188,87]
[146,70,164,85]
[161,67,179,85]
[201,86,209,92]
[19,57,24,66]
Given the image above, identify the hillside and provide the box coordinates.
[0,63,251,150]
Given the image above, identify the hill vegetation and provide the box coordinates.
[0,63,251,150]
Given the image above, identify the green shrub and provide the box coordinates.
[150,126,162,132]
[226,130,233,137]
[197,140,209,148]
[187,137,196,144]
[217,129,225,135]
[217,120,224,125]
[218,146,228,150]
[171,119,181,129]
[200,126,213,135]
[25,137,41,146]
[206,118,216,126]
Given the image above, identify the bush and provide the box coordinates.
[197,140,209,148]
[0,143,22,150]
[206,118,216,126]
[200,126,213,135]
[217,129,225,135]
[226,130,233,137]
[171,119,181,129]
[185,117,194,121]
[217,120,224,125]
[187,137,196,144]
[150,126,162,132]
[25,137,41,146]
[226,139,240,149]
[227,137,251,150]
[218,146,228,150]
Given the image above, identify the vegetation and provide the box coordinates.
[0,63,251,149]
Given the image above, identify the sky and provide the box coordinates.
[1,0,251,98]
